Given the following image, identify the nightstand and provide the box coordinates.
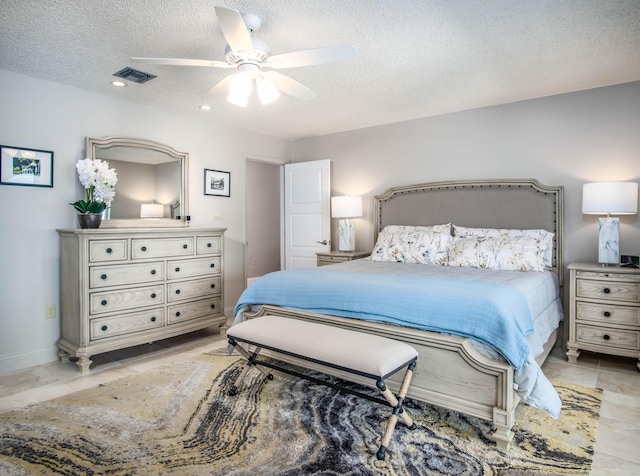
[316,251,370,267]
[566,263,640,371]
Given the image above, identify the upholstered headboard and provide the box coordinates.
[374,179,564,284]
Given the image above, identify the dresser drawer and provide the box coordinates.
[168,297,222,324]
[90,308,164,341]
[196,236,222,255]
[90,262,164,288]
[131,238,194,259]
[167,277,221,302]
[576,302,640,327]
[576,278,640,303]
[89,240,127,262]
[167,257,221,280]
[90,285,164,314]
[576,323,640,351]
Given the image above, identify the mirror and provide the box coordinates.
[86,136,189,227]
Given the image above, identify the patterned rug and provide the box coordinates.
[0,351,602,476]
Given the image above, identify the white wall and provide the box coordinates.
[290,82,640,273]
[0,69,288,374]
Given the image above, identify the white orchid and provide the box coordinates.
[70,158,118,214]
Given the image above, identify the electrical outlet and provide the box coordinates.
[252,257,257,266]
[45,304,56,319]
[214,209,222,220]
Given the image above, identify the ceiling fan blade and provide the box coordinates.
[264,45,357,69]
[131,57,234,68]
[204,74,236,98]
[263,71,316,101]
[214,6,253,54]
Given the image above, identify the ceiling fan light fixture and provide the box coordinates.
[227,72,252,107]
[257,77,280,105]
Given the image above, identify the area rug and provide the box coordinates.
[0,351,602,476]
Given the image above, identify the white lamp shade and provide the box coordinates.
[140,203,164,218]
[227,73,252,107]
[582,182,638,215]
[331,196,363,218]
[257,77,280,105]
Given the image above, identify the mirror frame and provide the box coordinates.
[86,136,189,228]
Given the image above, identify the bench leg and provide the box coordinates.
[375,362,416,460]
[228,339,273,396]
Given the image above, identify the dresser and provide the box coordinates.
[57,227,227,373]
[566,262,640,370]
[316,250,370,266]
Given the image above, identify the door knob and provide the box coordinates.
[316,240,328,245]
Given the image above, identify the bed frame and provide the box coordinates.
[245,178,564,450]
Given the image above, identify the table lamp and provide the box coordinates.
[331,196,362,252]
[582,181,638,265]
[140,203,164,218]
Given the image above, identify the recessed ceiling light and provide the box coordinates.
[111,81,127,87]
[199,105,212,110]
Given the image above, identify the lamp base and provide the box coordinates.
[338,219,355,252]
[598,217,620,265]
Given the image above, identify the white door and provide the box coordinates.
[284,160,331,269]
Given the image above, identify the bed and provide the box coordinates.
[234,178,564,450]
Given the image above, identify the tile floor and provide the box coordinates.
[0,329,639,475]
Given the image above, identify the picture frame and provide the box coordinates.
[0,145,54,188]
[204,169,230,197]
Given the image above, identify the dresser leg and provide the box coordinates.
[74,356,92,374]
[58,349,70,364]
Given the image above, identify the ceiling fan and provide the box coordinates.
[131,6,357,107]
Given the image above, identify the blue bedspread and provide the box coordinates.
[234,268,534,369]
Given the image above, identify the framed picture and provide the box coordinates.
[204,169,230,197]
[0,145,54,188]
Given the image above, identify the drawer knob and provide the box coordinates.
[101,274,107,280]
[175,289,181,294]
[210,304,216,309]
[183,244,188,249]
[207,242,212,248]
[210,283,216,289]
[603,287,611,294]
[106,248,112,254]
[176,311,181,317]
[603,334,611,340]
[141,246,147,252]
[151,293,157,299]
[151,269,156,275]
[101,299,108,306]
[101,325,108,331]
[175,267,180,272]
[151,316,157,322]
[604,311,611,317]
[210,263,216,268]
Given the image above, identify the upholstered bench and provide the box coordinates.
[226,315,418,460]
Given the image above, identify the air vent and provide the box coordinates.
[113,67,157,84]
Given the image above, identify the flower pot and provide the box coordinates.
[78,213,102,229]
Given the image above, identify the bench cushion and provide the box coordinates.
[227,315,418,379]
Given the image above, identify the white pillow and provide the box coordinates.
[452,225,554,267]
[447,236,547,272]
[371,224,452,265]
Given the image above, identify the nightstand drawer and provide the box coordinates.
[318,255,350,264]
[576,324,640,351]
[576,302,640,327]
[576,278,640,303]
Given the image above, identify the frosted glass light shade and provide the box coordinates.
[331,196,362,218]
[257,77,280,105]
[140,203,164,218]
[582,182,638,215]
[227,73,252,107]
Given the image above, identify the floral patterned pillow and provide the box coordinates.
[447,236,547,271]
[371,224,452,265]
[452,226,554,267]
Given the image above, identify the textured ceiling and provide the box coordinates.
[1,0,639,140]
